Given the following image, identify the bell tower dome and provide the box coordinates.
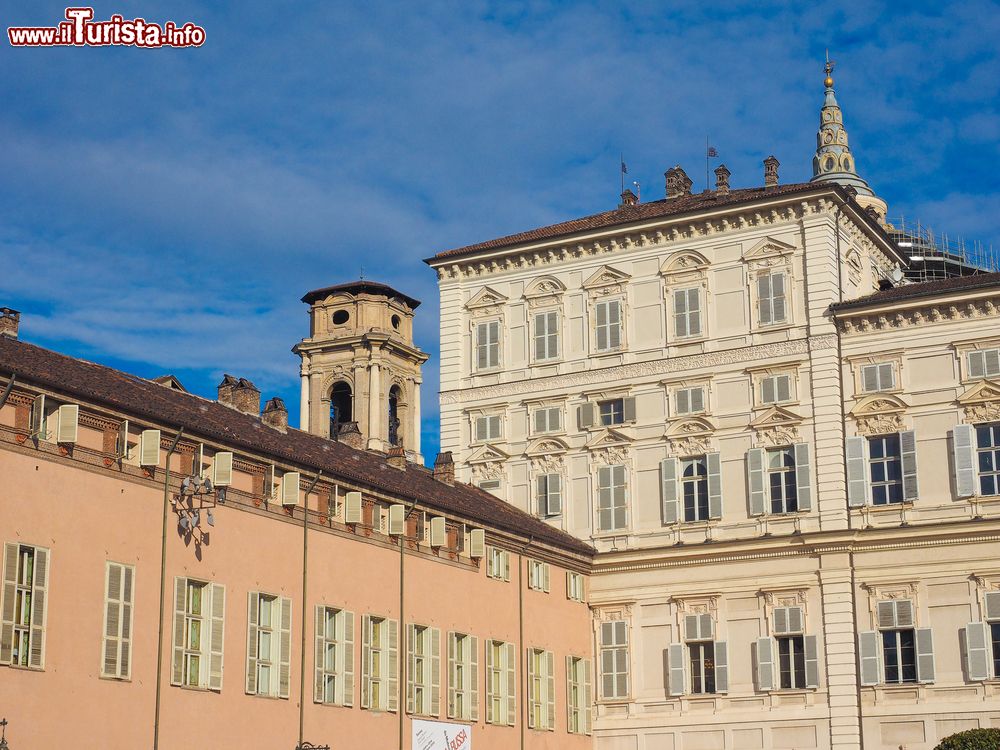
[294,280,428,460]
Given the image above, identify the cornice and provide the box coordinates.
[834,293,1000,336]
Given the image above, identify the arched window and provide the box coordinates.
[388,385,402,446]
[329,381,353,438]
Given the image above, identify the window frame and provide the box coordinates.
[598,620,629,701]
[593,298,624,353]
[531,405,563,435]
[671,286,703,340]
[532,309,561,363]
[472,413,503,443]
[473,319,502,372]
[868,433,904,506]
[535,473,563,518]
[976,423,1000,497]
[596,464,628,532]
[681,456,710,522]
[765,447,799,514]
[755,270,789,328]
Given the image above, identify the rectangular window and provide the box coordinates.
[184,581,206,687]
[968,348,1000,379]
[882,629,917,684]
[486,546,510,581]
[527,560,550,592]
[599,621,628,700]
[171,577,224,690]
[869,434,903,505]
[675,386,705,416]
[532,406,562,434]
[777,635,806,689]
[597,465,627,532]
[362,615,398,711]
[688,641,717,694]
[595,300,623,352]
[1,543,49,669]
[247,593,291,698]
[598,398,625,426]
[861,363,896,393]
[757,271,787,325]
[682,457,710,522]
[478,480,501,494]
[766,447,798,514]
[760,374,792,404]
[102,561,134,679]
[527,648,555,730]
[448,632,478,722]
[976,423,1000,496]
[474,415,502,442]
[486,640,515,726]
[567,656,591,734]
[535,474,562,518]
[533,311,559,361]
[315,606,354,706]
[407,624,440,717]
[475,320,501,371]
[991,622,1000,679]
[566,572,585,603]
[673,287,702,338]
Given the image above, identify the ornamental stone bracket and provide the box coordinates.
[958,379,1000,423]
[850,394,907,436]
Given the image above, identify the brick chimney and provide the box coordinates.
[262,397,288,433]
[763,155,780,187]
[714,164,731,196]
[386,444,407,470]
[231,378,261,416]
[0,308,20,339]
[433,451,455,485]
[217,374,239,406]
[664,166,693,199]
[619,188,638,208]
[337,421,364,450]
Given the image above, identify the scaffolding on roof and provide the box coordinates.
[887,216,998,282]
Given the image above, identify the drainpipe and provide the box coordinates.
[153,428,184,750]
[298,471,323,747]
[518,534,533,750]
[399,496,419,750]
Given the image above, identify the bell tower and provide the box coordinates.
[294,280,428,460]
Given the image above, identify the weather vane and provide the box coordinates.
[824,49,835,87]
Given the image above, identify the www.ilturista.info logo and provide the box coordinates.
[8,7,206,48]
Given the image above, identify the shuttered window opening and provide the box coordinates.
[474,415,502,442]
[102,561,134,679]
[533,311,560,361]
[475,321,501,371]
[361,615,398,712]
[527,560,550,593]
[594,299,623,352]
[859,599,934,686]
[171,577,225,690]
[527,648,555,731]
[1,542,49,669]
[976,423,1000,496]
[566,572,585,603]
[861,362,896,393]
[757,271,787,325]
[675,386,705,416]
[406,624,440,717]
[535,474,562,518]
[673,287,702,338]
[599,620,628,700]
[597,465,628,532]
[485,640,516,726]
[314,606,354,706]
[486,547,510,582]
[869,433,907,505]
[679,614,727,695]
[246,592,292,698]
[532,406,562,434]
[968,348,1000,379]
[766,447,798,513]
[566,656,591,735]
[760,374,792,404]
[447,632,478,722]
[755,631,819,692]
[963,592,1000,682]
[598,398,624,426]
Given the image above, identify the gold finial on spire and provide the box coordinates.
[824,50,835,88]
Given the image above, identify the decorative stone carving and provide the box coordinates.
[958,379,1000,423]
[471,462,505,482]
[850,394,907,436]
[595,604,634,622]
[837,295,1000,335]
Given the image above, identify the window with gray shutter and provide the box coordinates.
[761,374,792,404]
[899,430,919,501]
[667,642,685,696]
[673,287,702,338]
[858,631,881,686]
[597,465,627,532]
[713,641,729,693]
[794,442,812,511]
[578,403,595,430]
[536,474,563,517]
[758,272,787,325]
[951,424,976,498]
[746,448,766,516]
[915,627,935,683]
[475,321,501,370]
[707,452,723,520]
[755,637,775,691]
[599,621,629,699]
[968,348,1000,379]
[804,635,819,688]
[533,311,559,362]
[595,300,623,352]
[675,386,705,415]
[963,622,991,681]
[846,436,869,507]
[661,458,679,524]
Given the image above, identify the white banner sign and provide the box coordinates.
[412,718,472,750]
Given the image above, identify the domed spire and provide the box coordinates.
[810,55,875,197]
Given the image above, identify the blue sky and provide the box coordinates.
[2,1,998,463]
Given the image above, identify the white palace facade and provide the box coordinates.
[426,66,1000,750]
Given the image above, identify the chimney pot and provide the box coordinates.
[217,374,239,406]
[714,164,731,196]
[0,308,21,339]
[619,189,638,208]
[262,397,288,433]
[763,155,780,187]
[433,451,455,485]
[337,421,364,450]
[386,444,407,470]
[664,166,693,199]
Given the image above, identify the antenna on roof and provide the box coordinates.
[359,265,365,281]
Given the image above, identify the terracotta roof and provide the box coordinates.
[829,271,1000,313]
[301,280,421,309]
[0,336,591,557]
[427,182,849,263]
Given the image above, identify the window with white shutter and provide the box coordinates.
[171,577,224,690]
[448,632,478,721]
[1,542,49,669]
[485,639,515,726]
[535,474,562,518]
[566,572,585,603]
[533,311,560,362]
[532,406,562,435]
[674,386,705,416]
[314,606,354,706]
[527,648,555,731]
[102,561,134,679]
[246,592,292,698]
[599,620,628,699]
[361,614,398,712]
[594,299,623,352]
[673,287,702,338]
[967,348,1000,379]
[566,655,591,734]
[757,271,787,326]
[407,624,440,716]
[597,465,627,532]
[527,560,550,593]
[474,415,502,442]
[860,362,896,393]
[760,374,792,404]
[486,546,510,582]
[475,320,501,371]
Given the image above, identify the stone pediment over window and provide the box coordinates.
[586,429,631,466]
[850,394,907,436]
[585,428,631,451]
[523,275,566,307]
[524,437,570,457]
[582,265,630,296]
[958,379,1000,422]
[467,444,510,465]
[465,286,508,315]
[659,250,710,283]
[742,236,797,262]
[749,406,803,447]
[665,417,715,457]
